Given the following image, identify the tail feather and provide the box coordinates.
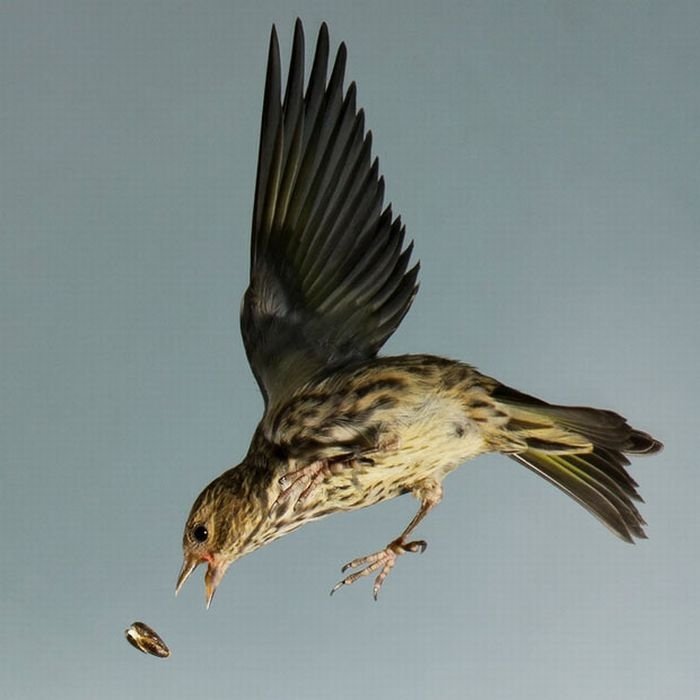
[510,451,646,542]
[493,384,663,542]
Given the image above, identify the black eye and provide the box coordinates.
[192,524,208,543]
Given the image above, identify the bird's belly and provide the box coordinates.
[320,395,487,513]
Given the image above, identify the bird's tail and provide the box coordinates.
[491,384,663,542]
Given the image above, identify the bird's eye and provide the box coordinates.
[192,524,209,543]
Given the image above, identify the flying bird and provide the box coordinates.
[176,20,662,606]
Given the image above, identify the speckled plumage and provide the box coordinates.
[176,22,661,606]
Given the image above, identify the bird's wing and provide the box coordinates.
[241,20,419,410]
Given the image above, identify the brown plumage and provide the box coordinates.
[175,21,662,606]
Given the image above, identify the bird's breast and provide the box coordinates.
[308,393,488,515]
[263,356,494,518]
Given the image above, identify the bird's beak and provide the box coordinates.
[203,558,230,609]
[175,554,199,596]
[176,553,231,608]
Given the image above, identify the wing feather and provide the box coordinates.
[242,20,419,408]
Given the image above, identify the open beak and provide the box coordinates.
[175,553,231,609]
[203,558,230,609]
[175,554,199,596]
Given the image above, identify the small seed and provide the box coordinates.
[125,621,170,658]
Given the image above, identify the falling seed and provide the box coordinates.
[125,621,170,658]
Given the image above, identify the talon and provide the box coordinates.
[403,539,427,554]
[330,537,428,599]
[329,580,345,596]
[270,461,330,512]
[329,481,441,598]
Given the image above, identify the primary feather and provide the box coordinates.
[242,20,419,409]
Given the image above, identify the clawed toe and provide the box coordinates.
[271,462,330,511]
[330,537,428,600]
[401,539,427,554]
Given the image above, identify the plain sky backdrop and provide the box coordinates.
[2,2,698,699]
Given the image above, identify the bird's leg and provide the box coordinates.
[331,478,443,600]
[274,460,331,508]
[272,434,395,512]
[273,455,355,511]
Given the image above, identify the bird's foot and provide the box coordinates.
[330,537,427,600]
[272,460,332,510]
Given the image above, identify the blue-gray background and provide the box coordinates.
[2,2,698,698]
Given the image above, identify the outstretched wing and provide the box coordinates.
[241,20,419,409]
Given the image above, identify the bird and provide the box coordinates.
[175,19,662,607]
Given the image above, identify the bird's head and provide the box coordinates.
[175,467,263,608]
